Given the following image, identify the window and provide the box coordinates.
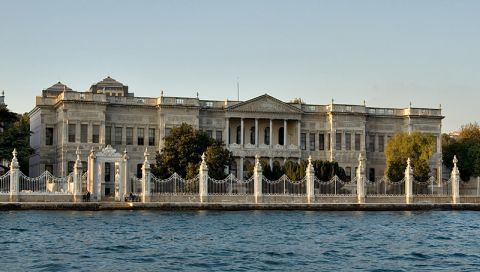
[206,130,213,139]
[236,126,241,144]
[264,127,270,145]
[67,161,75,174]
[327,133,331,150]
[105,126,111,145]
[319,133,325,150]
[137,128,144,145]
[335,133,342,150]
[378,135,384,152]
[148,128,155,146]
[278,127,284,145]
[369,134,376,152]
[369,168,375,182]
[250,127,255,145]
[126,127,133,145]
[46,128,53,145]
[45,164,53,174]
[92,125,100,143]
[309,133,315,151]
[345,133,351,151]
[300,133,306,150]
[345,167,351,181]
[205,101,213,107]
[355,134,361,151]
[105,163,111,182]
[115,127,122,145]
[176,98,184,104]
[137,164,143,178]
[68,124,76,143]
[80,124,88,143]
[216,131,222,141]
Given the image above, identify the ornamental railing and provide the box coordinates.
[18,171,73,194]
[314,175,356,196]
[0,171,10,194]
[151,173,199,195]
[366,177,405,196]
[208,174,253,195]
[262,174,306,196]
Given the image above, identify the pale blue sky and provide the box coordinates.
[1,0,479,132]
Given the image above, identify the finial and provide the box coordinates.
[76,146,81,160]
[161,90,164,97]
[255,154,260,161]
[439,104,442,110]
[196,92,199,98]
[201,152,206,163]
[358,153,363,161]
[12,148,17,159]
[453,155,458,165]
[409,101,412,108]
[363,100,366,106]
[407,157,411,166]
[1,90,4,96]
[331,98,334,104]
[144,147,149,158]
[308,155,312,165]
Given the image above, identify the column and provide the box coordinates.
[240,118,244,146]
[405,158,413,204]
[239,157,244,179]
[123,150,129,195]
[269,157,273,170]
[142,148,151,203]
[284,119,287,148]
[9,149,20,202]
[225,118,230,145]
[199,153,208,203]
[269,119,273,147]
[73,147,83,202]
[253,155,263,203]
[255,118,259,147]
[305,156,314,204]
[297,121,301,147]
[451,156,460,204]
[100,121,106,145]
[356,153,366,204]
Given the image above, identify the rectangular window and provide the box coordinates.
[105,163,111,182]
[137,128,144,145]
[45,164,53,174]
[206,130,213,138]
[335,133,342,150]
[176,98,184,104]
[137,164,143,178]
[68,124,76,143]
[378,135,385,152]
[105,126,111,145]
[80,124,88,143]
[369,168,375,182]
[345,167,351,181]
[92,125,100,143]
[355,134,361,151]
[216,131,223,141]
[46,127,53,145]
[148,128,155,146]
[327,133,331,150]
[300,133,306,150]
[115,127,122,145]
[345,133,351,151]
[309,133,315,151]
[67,161,75,174]
[369,134,376,152]
[319,133,325,150]
[126,127,133,145]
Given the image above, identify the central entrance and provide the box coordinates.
[87,145,130,201]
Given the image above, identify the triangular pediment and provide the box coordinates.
[227,94,303,114]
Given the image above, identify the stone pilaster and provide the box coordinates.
[451,155,460,204]
[73,147,83,202]
[253,154,263,204]
[305,156,315,204]
[199,153,208,203]
[9,149,20,202]
[142,148,151,203]
[356,153,366,204]
[405,158,414,204]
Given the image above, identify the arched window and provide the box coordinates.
[278,127,284,145]
[236,126,241,144]
[250,127,255,145]
[264,127,270,145]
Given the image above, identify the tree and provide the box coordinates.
[443,123,480,181]
[0,109,33,174]
[152,123,233,179]
[385,132,435,182]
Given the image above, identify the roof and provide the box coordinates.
[44,82,73,92]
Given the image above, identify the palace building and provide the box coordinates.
[29,77,444,193]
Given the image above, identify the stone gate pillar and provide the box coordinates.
[142,148,151,203]
[405,158,414,204]
[114,163,122,202]
[199,153,208,203]
[305,156,315,204]
[253,154,263,204]
[451,155,460,204]
[73,147,83,202]
[9,149,20,202]
[356,153,366,204]
[122,150,129,195]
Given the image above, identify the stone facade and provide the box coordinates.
[29,77,444,194]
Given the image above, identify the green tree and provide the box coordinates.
[385,132,435,182]
[443,123,480,181]
[152,123,233,179]
[0,109,33,174]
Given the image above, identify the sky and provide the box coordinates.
[0,0,479,132]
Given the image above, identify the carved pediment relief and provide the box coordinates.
[228,95,303,114]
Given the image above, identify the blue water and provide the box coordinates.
[0,210,478,271]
